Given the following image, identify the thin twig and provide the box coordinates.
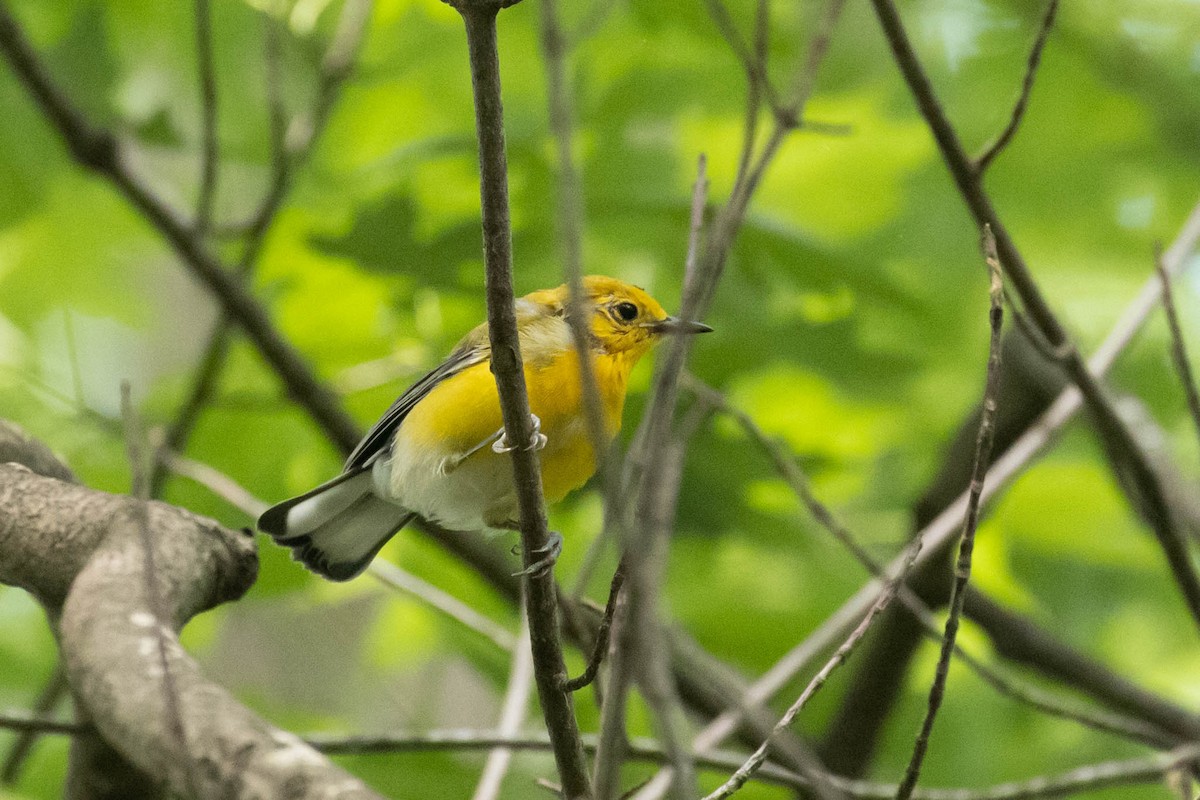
[150,1,372,495]
[307,729,1200,800]
[471,611,534,800]
[701,0,783,115]
[973,0,1060,174]
[0,710,85,736]
[597,158,712,800]
[371,560,518,654]
[193,0,219,232]
[870,0,1200,635]
[894,227,1006,800]
[1156,246,1200,459]
[627,6,849,798]
[538,0,608,472]
[120,384,195,799]
[701,546,918,800]
[565,562,625,691]
[0,666,70,784]
[0,1,360,452]
[453,4,592,798]
[682,375,1173,750]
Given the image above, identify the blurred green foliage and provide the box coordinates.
[1,0,1199,797]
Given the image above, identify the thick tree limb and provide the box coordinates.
[0,426,383,799]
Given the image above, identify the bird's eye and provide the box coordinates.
[614,301,639,322]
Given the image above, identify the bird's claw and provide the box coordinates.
[512,531,563,578]
[492,413,547,454]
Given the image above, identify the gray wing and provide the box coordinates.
[344,344,488,471]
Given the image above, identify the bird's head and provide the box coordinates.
[574,275,712,359]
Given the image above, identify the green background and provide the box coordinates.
[1,0,1198,797]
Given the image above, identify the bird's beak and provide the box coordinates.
[649,316,714,335]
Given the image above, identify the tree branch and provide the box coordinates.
[0,425,382,799]
[973,0,1060,173]
[150,0,373,496]
[1156,249,1200,460]
[192,0,219,232]
[0,1,361,454]
[452,3,592,797]
[869,0,1200,633]
[895,229,1006,799]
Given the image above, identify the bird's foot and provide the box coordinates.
[512,531,563,579]
[492,413,548,454]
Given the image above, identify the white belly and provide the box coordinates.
[375,432,515,531]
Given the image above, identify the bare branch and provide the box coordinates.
[0,665,70,784]
[1156,248,1200,460]
[684,374,1175,750]
[538,0,608,474]
[869,0,1200,634]
[701,548,918,800]
[151,0,373,495]
[193,0,219,232]
[973,0,1060,173]
[564,562,624,692]
[0,0,361,453]
[370,560,518,653]
[0,711,85,736]
[895,227,1006,799]
[598,159,711,800]
[470,612,534,800]
[453,4,592,797]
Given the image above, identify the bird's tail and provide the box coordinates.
[258,468,414,581]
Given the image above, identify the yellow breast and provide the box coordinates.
[398,344,636,509]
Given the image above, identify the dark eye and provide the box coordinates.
[614,301,639,322]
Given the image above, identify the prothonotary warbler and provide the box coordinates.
[258,275,712,580]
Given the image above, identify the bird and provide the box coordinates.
[258,275,712,581]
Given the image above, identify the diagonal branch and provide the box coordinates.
[869,0,1200,634]
[150,0,373,495]
[1156,250,1200,459]
[684,375,1176,750]
[973,0,1060,173]
[0,1,360,453]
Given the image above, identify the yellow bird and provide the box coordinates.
[259,275,711,580]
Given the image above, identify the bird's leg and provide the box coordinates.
[438,429,504,474]
[512,531,562,578]
[492,413,548,454]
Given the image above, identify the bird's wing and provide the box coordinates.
[344,293,564,472]
[344,342,489,471]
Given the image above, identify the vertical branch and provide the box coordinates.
[595,160,710,800]
[893,229,1006,800]
[538,0,607,466]
[470,611,534,800]
[453,4,592,798]
[193,0,219,232]
[1156,249,1200,457]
